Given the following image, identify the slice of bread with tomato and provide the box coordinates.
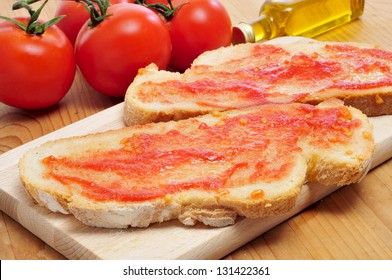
[124,40,392,126]
[19,100,374,228]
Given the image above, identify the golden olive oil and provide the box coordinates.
[232,0,365,44]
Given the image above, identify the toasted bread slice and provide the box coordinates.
[124,40,392,126]
[19,100,374,228]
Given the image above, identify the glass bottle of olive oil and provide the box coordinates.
[232,0,365,44]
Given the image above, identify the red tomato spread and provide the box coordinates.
[42,104,361,202]
[137,44,392,108]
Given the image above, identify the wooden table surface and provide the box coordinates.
[1,0,392,260]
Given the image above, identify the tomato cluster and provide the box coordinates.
[0,0,232,109]
[59,0,232,97]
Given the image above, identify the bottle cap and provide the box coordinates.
[232,23,255,45]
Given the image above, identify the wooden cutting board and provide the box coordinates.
[1,102,392,260]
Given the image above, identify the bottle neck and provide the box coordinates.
[351,0,365,19]
[232,14,273,44]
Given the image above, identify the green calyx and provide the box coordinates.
[135,0,188,20]
[0,0,64,35]
[77,0,112,27]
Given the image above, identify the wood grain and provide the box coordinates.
[5,101,388,260]
[1,0,392,260]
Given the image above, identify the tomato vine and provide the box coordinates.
[0,0,64,35]
[75,0,113,27]
[135,0,187,20]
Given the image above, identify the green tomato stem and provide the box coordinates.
[134,0,189,21]
[77,0,112,27]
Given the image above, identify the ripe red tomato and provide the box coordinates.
[0,18,76,110]
[55,0,132,46]
[75,3,172,97]
[55,0,89,46]
[168,0,232,72]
